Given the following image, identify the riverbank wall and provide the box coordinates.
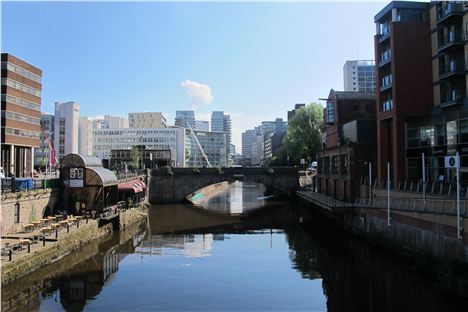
[296,191,468,296]
[1,206,148,286]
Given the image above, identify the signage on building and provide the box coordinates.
[444,155,460,169]
[69,167,84,188]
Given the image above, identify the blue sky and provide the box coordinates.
[1,1,384,149]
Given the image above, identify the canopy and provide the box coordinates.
[118,180,144,193]
[61,154,102,168]
[86,167,118,186]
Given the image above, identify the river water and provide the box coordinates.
[2,181,468,311]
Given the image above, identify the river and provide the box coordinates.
[2,181,468,311]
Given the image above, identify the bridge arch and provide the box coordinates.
[147,167,299,204]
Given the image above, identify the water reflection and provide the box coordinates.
[3,182,468,311]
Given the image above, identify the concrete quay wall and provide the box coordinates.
[1,207,148,286]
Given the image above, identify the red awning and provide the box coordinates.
[136,181,146,189]
[118,179,143,193]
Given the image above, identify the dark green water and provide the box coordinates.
[2,181,468,311]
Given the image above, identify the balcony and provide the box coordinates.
[381,99,393,112]
[438,31,464,52]
[440,89,464,107]
[380,75,392,92]
[439,60,464,79]
[379,50,391,67]
[436,2,463,24]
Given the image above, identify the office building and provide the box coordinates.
[129,112,166,128]
[264,132,285,161]
[242,129,256,159]
[185,129,226,167]
[54,101,80,161]
[211,111,232,163]
[343,60,376,93]
[78,117,93,155]
[194,120,209,132]
[104,115,128,128]
[175,110,195,128]
[374,1,433,184]
[92,127,185,166]
[35,113,54,168]
[1,53,42,177]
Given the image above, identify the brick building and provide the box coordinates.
[1,53,42,177]
[317,90,376,202]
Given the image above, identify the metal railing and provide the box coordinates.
[115,169,146,180]
[1,177,60,193]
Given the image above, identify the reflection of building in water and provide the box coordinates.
[59,246,123,311]
[213,234,225,241]
[137,234,213,257]
[241,182,267,211]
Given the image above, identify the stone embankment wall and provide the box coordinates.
[1,189,59,236]
[297,193,468,261]
[1,207,147,286]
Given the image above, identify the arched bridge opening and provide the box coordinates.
[147,167,299,204]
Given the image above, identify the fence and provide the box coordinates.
[115,170,146,180]
[1,178,60,193]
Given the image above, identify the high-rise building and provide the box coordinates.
[1,53,42,177]
[211,111,232,163]
[78,117,93,155]
[175,110,195,128]
[374,1,433,184]
[54,101,80,161]
[343,60,376,93]
[104,115,128,128]
[242,129,256,158]
[35,113,54,168]
[288,104,305,122]
[194,120,209,132]
[129,112,166,128]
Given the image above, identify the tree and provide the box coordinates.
[130,146,141,169]
[281,102,323,165]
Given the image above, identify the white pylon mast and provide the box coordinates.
[186,121,212,168]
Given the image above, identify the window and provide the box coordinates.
[14,203,20,223]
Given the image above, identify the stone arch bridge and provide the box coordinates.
[147,167,299,204]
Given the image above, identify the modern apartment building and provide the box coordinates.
[403,1,468,183]
[35,113,54,168]
[185,129,227,167]
[343,60,376,93]
[374,1,433,184]
[129,112,166,128]
[92,127,185,166]
[54,101,80,161]
[175,110,195,128]
[1,53,42,177]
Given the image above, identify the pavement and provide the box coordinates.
[1,218,92,263]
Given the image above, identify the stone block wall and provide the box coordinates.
[1,189,58,235]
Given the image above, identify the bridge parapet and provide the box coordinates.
[148,167,299,204]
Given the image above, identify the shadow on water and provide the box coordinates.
[3,181,468,311]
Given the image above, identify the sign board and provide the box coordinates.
[445,155,460,168]
[69,179,84,188]
[300,158,305,165]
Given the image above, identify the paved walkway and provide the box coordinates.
[1,218,93,263]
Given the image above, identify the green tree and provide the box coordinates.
[281,102,323,165]
[130,146,141,169]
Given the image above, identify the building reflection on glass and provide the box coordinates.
[136,234,213,258]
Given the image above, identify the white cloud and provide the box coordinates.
[181,79,214,109]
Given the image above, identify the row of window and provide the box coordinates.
[1,94,40,111]
[95,137,176,143]
[3,127,40,138]
[2,78,41,97]
[406,119,468,148]
[1,61,41,83]
[94,130,178,136]
[2,111,40,125]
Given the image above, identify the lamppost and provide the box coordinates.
[287,155,290,166]
[150,153,153,169]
